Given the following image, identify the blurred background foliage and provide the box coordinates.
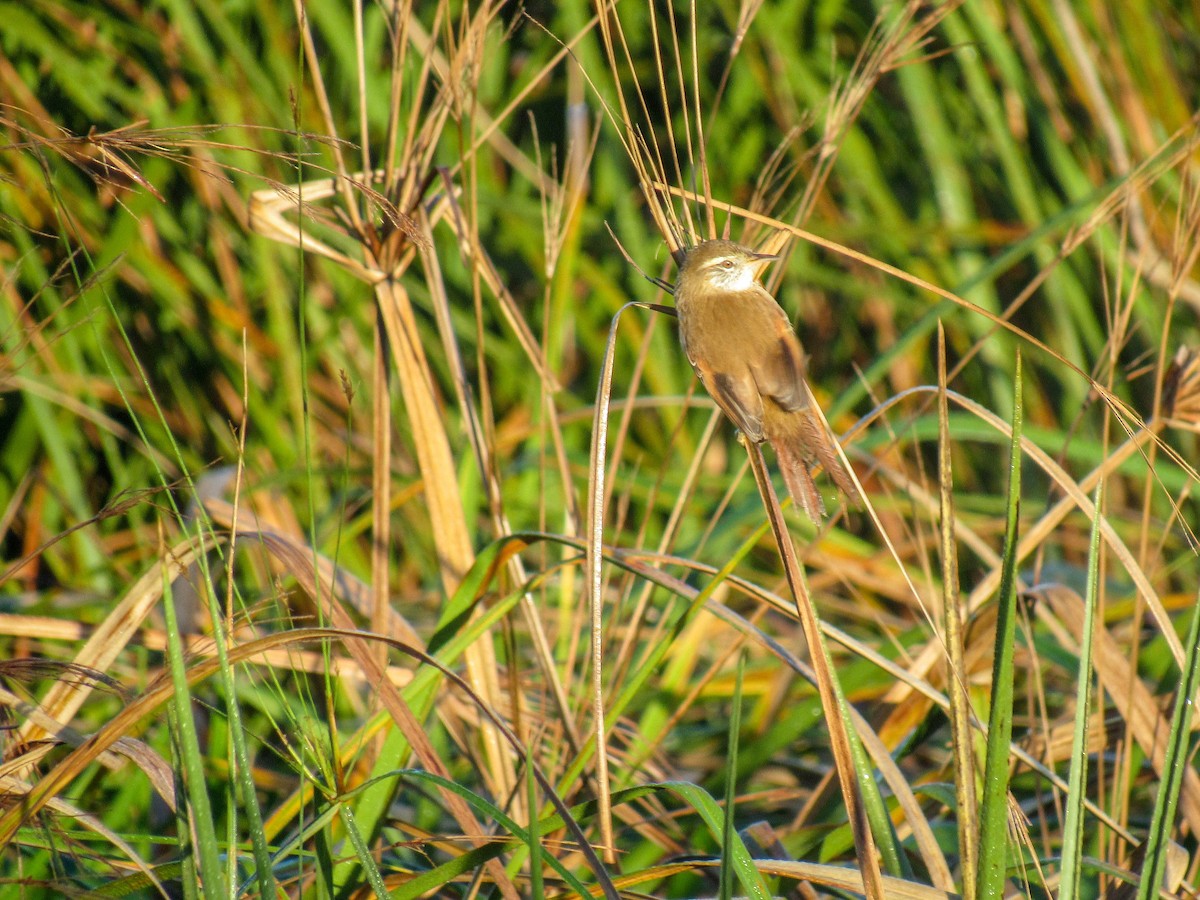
[1,0,1199,896]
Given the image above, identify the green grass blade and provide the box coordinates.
[657,781,772,900]
[1058,480,1104,900]
[526,740,545,900]
[976,350,1023,899]
[161,575,223,900]
[337,804,390,900]
[843,688,912,880]
[718,651,745,900]
[1136,563,1200,896]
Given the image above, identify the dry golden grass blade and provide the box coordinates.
[0,680,125,774]
[14,532,211,747]
[752,859,957,898]
[247,174,392,282]
[625,854,958,898]
[0,615,438,698]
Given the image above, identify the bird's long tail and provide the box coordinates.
[770,407,859,523]
[775,438,827,522]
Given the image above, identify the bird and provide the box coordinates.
[673,239,859,521]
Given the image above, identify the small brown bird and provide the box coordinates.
[674,239,858,521]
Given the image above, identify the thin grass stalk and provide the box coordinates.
[352,0,370,181]
[370,307,392,733]
[937,323,977,895]
[200,364,276,896]
[718,650,745,900]
[585,301,736,862]
[380,0,410,190]
[976,350,1023,898]
[290,0,364,231]
[1058,480,1104,899]
[160,572,222,900]
[742,442,882,896]
[170,699,201,900]
[856,116,1200,424]
[525,741,545,899]
[338,804,390,898]
[610,408,723,689]
[683,0,714,238]
[645,1,695,241]
[591,0,685,252]
[586,300,655,862]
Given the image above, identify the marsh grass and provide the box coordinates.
[2,0,1200,897]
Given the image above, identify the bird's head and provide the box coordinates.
[678,239,778,293]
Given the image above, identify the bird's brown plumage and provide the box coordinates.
[675,239,858,521]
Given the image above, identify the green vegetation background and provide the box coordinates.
[2,0,1199,896]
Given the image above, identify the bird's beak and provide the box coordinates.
[749,251,778,277]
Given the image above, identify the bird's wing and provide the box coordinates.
[750,300,809,413]
[691,357,766,442]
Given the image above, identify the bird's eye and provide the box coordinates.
[721,260,734,269]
